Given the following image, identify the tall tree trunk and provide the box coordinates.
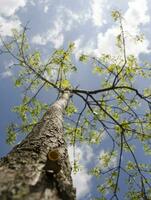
[0,91,76,200]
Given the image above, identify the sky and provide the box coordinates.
[0,0,151,199]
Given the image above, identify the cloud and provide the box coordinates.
[124,0,150,31]
[96,25,150,57]
[44,5,49,13]
[57,6,91,31]
[0,60,14,79]
[0,16,21,37]
[32,4,91,47]
[74,0,150,59]
[90,0,107,27]
[72,169,92,199]
[0,0,28,37]
[38,0,50,13]
[97,0,150,57]
[0,0,27,17]
[32,17,64,48]
[68,145,93,199]
[73,36,97,60]
[0,70,13,79]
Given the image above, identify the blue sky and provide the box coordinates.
[0,0,151,199]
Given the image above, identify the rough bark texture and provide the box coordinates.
[0,91,76,200]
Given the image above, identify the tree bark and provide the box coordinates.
[0,91,76,200]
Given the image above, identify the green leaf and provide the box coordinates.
[116,34,122,48]
[107,64,116,73]
[73,159,82,173]
[79,54,88,62]
[28,51,41,67]
[89,130,104,144]
[111,10,121,21]
[6,123,17,144]
[143,144,151,155]
[68,42,75,50]
[89,167,101,177]
[15,78,22,87]
[60,79,71,89]
[93,66,102,74]
[66,102,77,116]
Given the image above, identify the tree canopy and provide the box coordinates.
[1,11,151,200]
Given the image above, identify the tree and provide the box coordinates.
[0,91,75,200]
[0,11,151,200]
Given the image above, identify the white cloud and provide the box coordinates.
[0,70,13,79]
[96,0,150,57]
[31,35,43,45]
[96,27,120,55]
[124,0,150,32]
[72,169,92,199]
[75,0,150,58]
[0,0,28,38]
[44,5,49,13]
[0,60,14,79]
[96,25,150,57]
[57,7,91,31]
[39,0,50,13]
[90,0,107,27]
[73,36,98,60]
[32,5,91,47]
[0,0,27,17]
[32,17,64,48]
[68,145,93,199]
[0,16,21,37]
[73,36,84,58]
